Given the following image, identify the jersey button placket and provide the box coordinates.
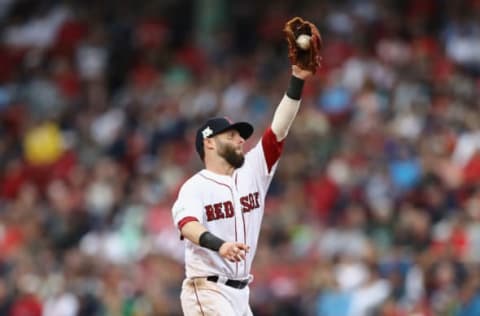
[232,177,246,278]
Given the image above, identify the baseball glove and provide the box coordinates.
[283,17,322,73]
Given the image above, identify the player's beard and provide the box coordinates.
[217,141,245,169]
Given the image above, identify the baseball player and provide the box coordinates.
[172,17,322,316]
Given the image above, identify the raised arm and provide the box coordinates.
[271,17,322,141]
[259,18,321,173]
[271,66,313,141]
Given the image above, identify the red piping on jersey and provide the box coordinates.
[199,173,239,277]
[199,173,232,191]
[177,216,199,230]
[262,127,285,173]
[235,173,247,275]
[193,279,206,316]
[234,211,238,276]
[241,201,247,276]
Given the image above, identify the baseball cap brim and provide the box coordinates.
[216,122,254,140]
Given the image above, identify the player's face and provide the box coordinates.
[215,130,245,169]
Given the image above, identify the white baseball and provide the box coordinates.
[296,34,311,50]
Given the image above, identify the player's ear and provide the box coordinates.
[204,137,215,151]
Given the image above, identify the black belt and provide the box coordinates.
[206,276,249,289]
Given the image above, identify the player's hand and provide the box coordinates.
[292,65,314,80]
[219,242,250,263]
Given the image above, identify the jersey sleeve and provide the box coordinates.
[244,127,285,180]
[171,180,203,231]
[262,127,285,173]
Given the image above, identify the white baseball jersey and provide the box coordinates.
[172,127,284,280]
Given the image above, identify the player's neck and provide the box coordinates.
[204,158,235,176]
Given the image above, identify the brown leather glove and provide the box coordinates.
[283,17,322,74]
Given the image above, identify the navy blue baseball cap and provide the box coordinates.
[195,117,254,159]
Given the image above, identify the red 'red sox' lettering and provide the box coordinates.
[240,192,260,213]
[205,193,259,221]
[205,201,235,221]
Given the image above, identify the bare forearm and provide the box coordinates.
[271,72,306,141]
[181,221,208,244]
[181,221,226,252]
[271,94,301,141]
[181,221,249,262]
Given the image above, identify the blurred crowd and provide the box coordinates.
[1,0,480,315]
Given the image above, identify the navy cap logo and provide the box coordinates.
[202,126,213,138]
